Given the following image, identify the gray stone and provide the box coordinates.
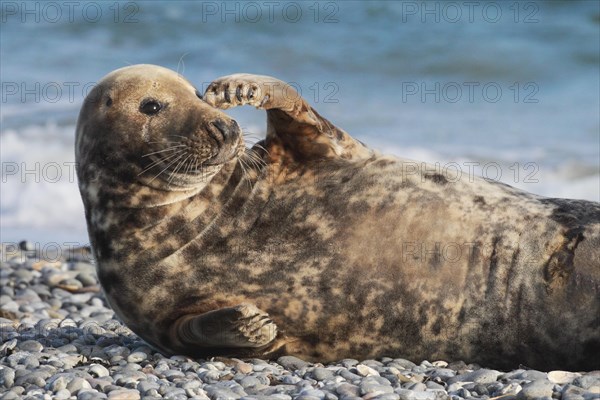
[69,262,96,273]
[404,382,426,391]
[17,340,43,352]
[470,383,488,395]
[356,364,380,377]
[339,369,363,382]
[239,376,267,391]
[69,293,94,303]
[47,375,68,392]
[451,388,470,398]
[574,375,600,391]
[0,391,20,400]
[0,367,15,388]
[425,381,445,390]
[395,389,437,400]
[507,369,548,382]
[427,368,455,381]
[391,359,417,370]
[447,368,501,385]
[114,371,148,386]
[311,367,335,381]
[126,351,147,363]
[496,382,522,396]
[336,383,360,397]
[15,371,49,387]
[277,356,310,370]
[204,387,244,399]
[368,394,400,400]
[297,388,326,399]
[204,381,247,397]
[137,380,160,393]
[280,374,302,384]
[75,272,98,287]
[199,369,221,383]
[255,385,297,396]
[54,389,72,400]
[107,389,141,399]
[162,387,188,399]
[88,364,110,378]
[562,383,600,400]
[19,241,35,251]
[6,352,39,368]
[103,345,130,358]
[66,377,92,394]
[517,379,553,400]
[360,382,394,396]
[78,389,108,400]
[59,278,83,291]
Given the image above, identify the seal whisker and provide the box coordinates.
[243,150,267,170]
[137,151,185,176]
[240,152,256,172]
[147,153,186,183]
[147,140,182,146]
[238,156,254,191]
[168,153,193,185]
[250,143,269,154]
[242,154,262,173]
[192,155,199,174]
[167,154,187,184]
[168,134,193,141]
[183,153,195,177]
[142,145,187,158]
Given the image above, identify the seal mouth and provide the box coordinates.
[139,125,244,187]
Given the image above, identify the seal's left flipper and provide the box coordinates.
[204,74,371,161]
[173,303,278,350]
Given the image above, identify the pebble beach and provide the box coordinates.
[1,243,599,400]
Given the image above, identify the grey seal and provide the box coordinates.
[75,64,600,371]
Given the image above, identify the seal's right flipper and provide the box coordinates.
[203,74,371,162]
[172,303,278,350]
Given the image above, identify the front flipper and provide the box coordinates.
[203,74,371,162]
[172,303,278,350]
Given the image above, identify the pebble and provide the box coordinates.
[235,362,254,374]
[126,351,147,363]
[107,389,141,399]
[574,374,600,391]
[447,368,501,384]
[2,245,599,400]
[17,339,43,352]
[277,356,310,370]
[517,379,554,399]
[548,370,581,385]
[356,364,380,377]
[89,364,110,378]
[312,367,335,381]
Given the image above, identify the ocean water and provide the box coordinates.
[1,0,599,244]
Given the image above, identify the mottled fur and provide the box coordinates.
[76,65,600,371]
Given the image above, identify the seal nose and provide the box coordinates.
[211,119,240,144]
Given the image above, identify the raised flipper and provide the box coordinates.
[203,74,372,162]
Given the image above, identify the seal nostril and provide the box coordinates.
[211,119,230,143]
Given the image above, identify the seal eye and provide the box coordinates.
[140,100,162,115]
[106,97,113,107]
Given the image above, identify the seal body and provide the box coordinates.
[76,65,600,371]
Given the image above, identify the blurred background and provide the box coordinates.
[1,0,599,244]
